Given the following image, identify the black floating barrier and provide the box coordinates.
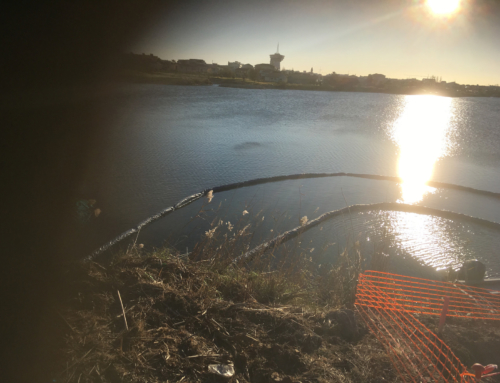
[239,202,500,263]
[84,173,500,262]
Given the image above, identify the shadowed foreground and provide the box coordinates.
[51,245,500,382]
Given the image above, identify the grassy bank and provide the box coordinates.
[117,70,213,86]
[115,70,497,97]
[116,70,341,91]
[53,243,393,383]
[116,70,283,89]
[48,234,500,382]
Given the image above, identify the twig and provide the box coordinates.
[173,320,185,326]
[91,261,106,271]
[117,290,129,331]
[65,368,76,383]
[116,305,136,318]
[57,310,76,332]
[240,307,289,312]
[60,348,93,374]
[245,334,260,343]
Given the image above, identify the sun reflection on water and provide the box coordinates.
[370,211,474,271]
[391,95,454,203]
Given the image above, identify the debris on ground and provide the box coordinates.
[51,248,500,382]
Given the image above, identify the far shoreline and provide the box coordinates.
[117,70,500,98]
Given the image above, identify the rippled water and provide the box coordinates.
[79,84,500,275]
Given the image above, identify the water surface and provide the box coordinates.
[78,85,500,275]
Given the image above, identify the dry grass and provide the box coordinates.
[51,196,500,382]
[51,223,500,383]
[52,224,400,383]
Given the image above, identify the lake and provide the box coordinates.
[77,84,500,277]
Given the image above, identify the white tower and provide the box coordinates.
[270,44,285,71]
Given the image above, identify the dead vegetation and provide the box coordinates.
[51,207,500,382]
[53,237,399,383]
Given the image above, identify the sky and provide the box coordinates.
[131,0,500,85]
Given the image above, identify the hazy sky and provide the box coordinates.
[131,0,500,85]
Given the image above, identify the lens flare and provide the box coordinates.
[391,95,454,203]
[427,0,460,15]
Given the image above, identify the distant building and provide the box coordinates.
[270,44,285,70]
[215,64,231,75]
[253,63,274,82]
[255,63,275,72]
[358,76,368,85]
[228,61,241,70]
[161,60,177,71]
[395,78,420,88]
[208,64,221,74]
[367,73,387,87]
[235,67,252,78]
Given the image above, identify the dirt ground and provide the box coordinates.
[48,251,500,382]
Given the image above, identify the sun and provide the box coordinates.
[427,0,460,15]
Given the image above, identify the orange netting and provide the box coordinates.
[356,271,500,321]
[355,271,500,382]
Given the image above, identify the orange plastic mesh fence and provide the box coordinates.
[356,270,500,321]
[355,273,477,382]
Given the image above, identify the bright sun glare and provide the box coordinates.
[391,95,454,203]
[427,0,460,15]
